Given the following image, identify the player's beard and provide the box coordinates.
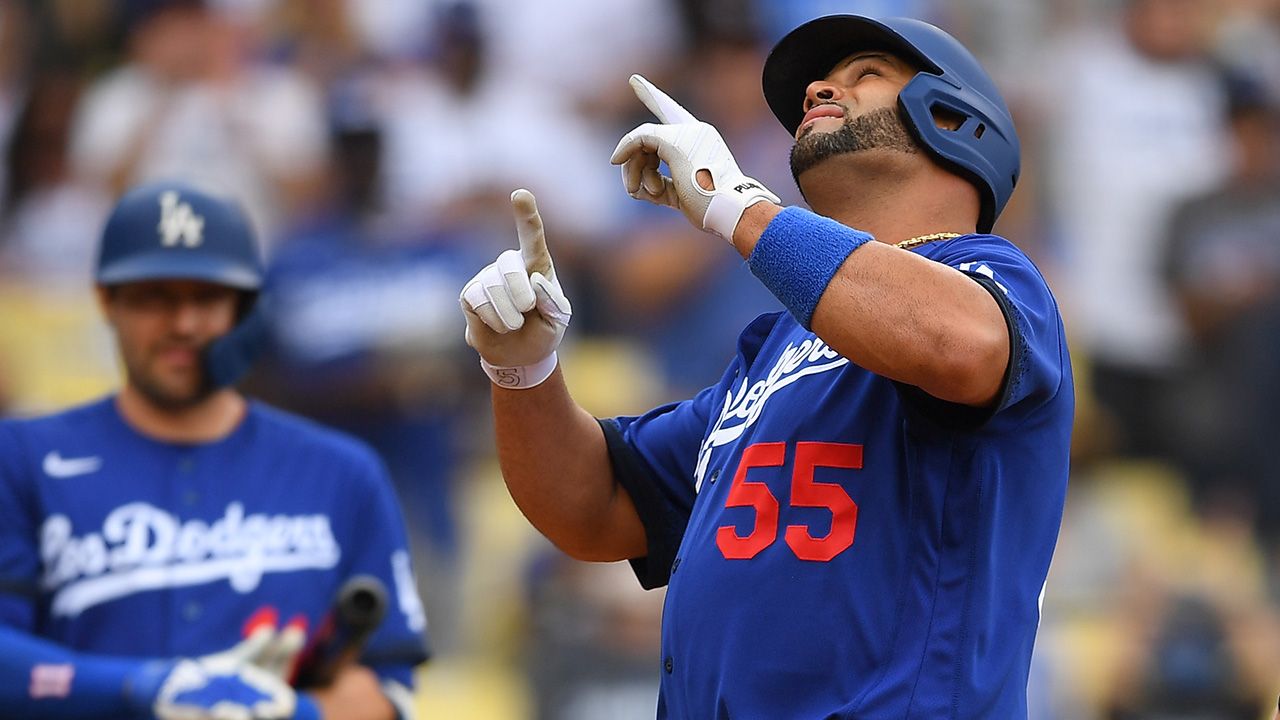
[789,106,920,182]
[127,346,215,412]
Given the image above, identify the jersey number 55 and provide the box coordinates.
[716,441,862,562]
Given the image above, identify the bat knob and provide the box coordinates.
[336,576,387,632]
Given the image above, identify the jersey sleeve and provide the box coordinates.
[0,422,41,630]
[601,380,722,590]
[337,449,430,689]
[897,236,1069,429]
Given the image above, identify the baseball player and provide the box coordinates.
[460,14,1072,719]
[0,182,429,719]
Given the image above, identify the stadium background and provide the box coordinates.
[1,0,1279,717]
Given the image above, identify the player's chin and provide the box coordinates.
[137,368,211,409]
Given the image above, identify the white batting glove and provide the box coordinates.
[149,626,298,720]
[459,189,572,389]
[203,608,307,685]
[611,74,780,242]
[247,614,307,684]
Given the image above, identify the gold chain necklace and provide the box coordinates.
[894,232,962,250]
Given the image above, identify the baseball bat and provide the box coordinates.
[292,575,388,688]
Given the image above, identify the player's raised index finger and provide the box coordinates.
[511,189,551,275]
[629,74,698,124]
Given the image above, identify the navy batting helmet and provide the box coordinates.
[96,181,267,388]
[762,15,1020,233]
[96,180,263,290]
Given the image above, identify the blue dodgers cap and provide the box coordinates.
[96,181,263,290]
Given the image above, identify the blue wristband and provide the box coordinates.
[746,206,873,329]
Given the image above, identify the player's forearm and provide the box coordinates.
[490,368,646,561]
[0,623,152,719]
[737,204,1008,406]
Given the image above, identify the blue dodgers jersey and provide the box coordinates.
[608,235,1073,719]
[0,398,429,690]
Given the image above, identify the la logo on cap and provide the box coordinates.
[157,191,205,248]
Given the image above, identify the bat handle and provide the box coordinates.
[294,575,388,688]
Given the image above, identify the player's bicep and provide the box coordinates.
[940,262,1014,407]
[597,419,669,566]
[599,376,723,589]
[897,244,1066,428]
[600,420,681,589]
[605,479,649,561]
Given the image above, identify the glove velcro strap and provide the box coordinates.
[480,352,558,389]
[703,180,777,241]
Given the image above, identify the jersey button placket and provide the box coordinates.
[178,455,198,506]
[664,656,674,674]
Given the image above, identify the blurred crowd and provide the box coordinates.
[1,0,1280,717]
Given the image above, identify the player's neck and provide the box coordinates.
[116,385,248,444]
[799,156,979,243]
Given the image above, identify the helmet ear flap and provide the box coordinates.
[203,296,269,390]
[897,73,1019,233]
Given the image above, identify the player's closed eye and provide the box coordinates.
[836,54,893,82]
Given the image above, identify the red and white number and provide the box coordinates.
[716,441,863,562]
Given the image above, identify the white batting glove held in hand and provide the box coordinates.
[611,74,780,242]
[151,626,298,720]
[251,615,306,684]
[459,189,572,389]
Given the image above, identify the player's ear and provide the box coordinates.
[95,285,115,323]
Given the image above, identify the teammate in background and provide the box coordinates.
[0,182,429,719]
[460,14,1072,718]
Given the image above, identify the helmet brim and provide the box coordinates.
[763,14,939,137]
[96,252,262,290]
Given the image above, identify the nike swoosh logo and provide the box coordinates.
[43,452,102,478]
